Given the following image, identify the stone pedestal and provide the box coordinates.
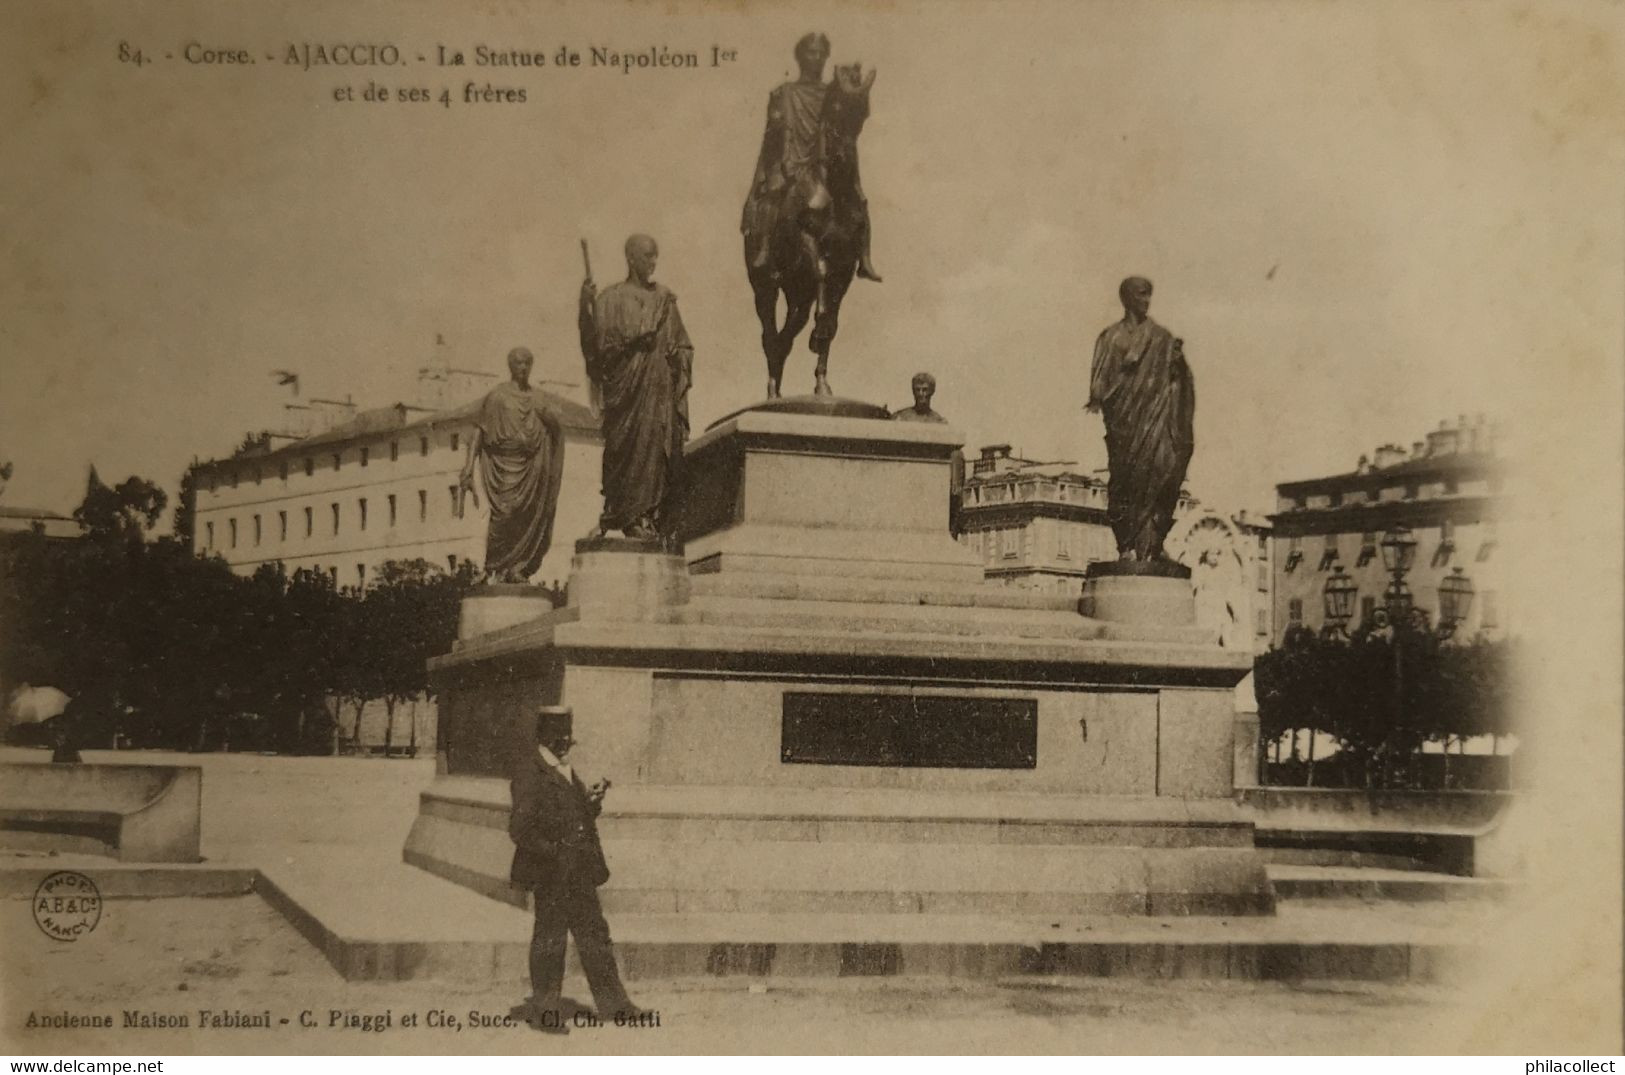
[412,397,1269,922]
[568,537,690,622]
[457,584,558,641]
[1080,559,1196,627]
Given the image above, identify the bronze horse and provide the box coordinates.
[743,64,876,399]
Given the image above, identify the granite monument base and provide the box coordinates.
[407,402,1271,924]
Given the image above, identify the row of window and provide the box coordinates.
[203,485,465,551]
[1285,591,1501,628]
[1288,477,1476,511]
[207,433,462,492]
[1283,523,1495,572]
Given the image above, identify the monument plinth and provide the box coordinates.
[409,400,1270,921]
[1081,559,1197,628]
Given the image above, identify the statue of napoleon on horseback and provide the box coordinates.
[742,32,881,399]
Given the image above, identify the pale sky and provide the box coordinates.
[2,0,1620,521]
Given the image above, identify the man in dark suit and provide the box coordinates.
[508,705,640,1033]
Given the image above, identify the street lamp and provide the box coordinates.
[1380,526,1419,621]
[1321,565,1357,637]
[1437,566,1476,637]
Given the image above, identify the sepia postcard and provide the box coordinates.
[1,0,1621,1058]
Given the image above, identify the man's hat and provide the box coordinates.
[535,705,573,741]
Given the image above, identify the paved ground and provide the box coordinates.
[0,748,1603,1054]
[4,895,1490,1055]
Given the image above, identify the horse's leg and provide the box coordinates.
[808,266,854,397]
[778,288,813,395]
[751,275,785,398]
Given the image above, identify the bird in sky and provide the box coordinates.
[270,370,300,395]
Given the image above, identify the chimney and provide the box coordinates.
[281,403,315,439]
[1413,440,1426,458]
[308,397,358,435]
[1373,443,1407,469]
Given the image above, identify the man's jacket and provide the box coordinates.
[508,751,611,890]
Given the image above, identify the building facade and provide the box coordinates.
[190,367,603,592]
[1269,415,1507,643]
[188,367,603,754]
[955,445,1272,654]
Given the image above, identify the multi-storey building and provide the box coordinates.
[190,367,602,592]
[187,367,602,754]
[955,444,1272,654]
[1269,415,1507,643]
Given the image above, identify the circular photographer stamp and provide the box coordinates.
[33,871,102,942]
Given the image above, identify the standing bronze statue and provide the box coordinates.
[457,347,567,583]
[1087,277,1196,564]
[578,235,694,542]
[742,32,880,399]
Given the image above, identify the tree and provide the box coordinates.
[172,463,199,545]
[356,558,474,755]
[74,469,166,544]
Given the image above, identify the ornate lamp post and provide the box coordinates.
[1437,566,1476,639]
[1321,565,1357,639]
[1379,525,1418,621]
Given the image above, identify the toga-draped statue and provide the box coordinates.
[458,347,566,583]
[1087,277,1196,564]
[578,234,694,542]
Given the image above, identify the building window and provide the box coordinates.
[1443,478,1459,495]
[1328,491,1343,507]
[329,566,338,585]
[278,511,287,541]
[230,470,239,489]
[360,446,369,467]
[1255,608,1267,635]
[390,440,399,462]
[1404,482,1418,499]
[332,453,341,472]
[1316,534,1338,570]
[205,521,214,549]
[1431,519,1456,568]
[304,457,315,477]
[229,518,238,548]
[1288,598,1303,623]
[1366,487,1380,503]
[357,564,366,588]
[1360,595,1376,625]
[1291,496,1306,510]
[1481,590,1500,628]
[1256,561,1269,589]
[420,436,429,456]
[447,554,458,572]
[331,503,340,535]
[253,515,262,546]
[359,498,368,531]
[279,460,289,481]
[304,507,313,537]
[387,494,397,527]
[1477,522,1497,563]
[449,485,459,514]
[1356,530,1377,566]
[1284,535,1303,572]
[451,433,460,452]
[418,489,428,521]
[254,467,262,485]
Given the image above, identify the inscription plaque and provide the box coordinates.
[781,692,1038,769]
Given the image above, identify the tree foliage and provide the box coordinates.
[1255,628,1519,789]
[1,472,476,755]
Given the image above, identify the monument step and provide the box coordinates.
[1265,865,1512,902]
[423,779,1257,831]
[404,816,1274,917]
[686,573,1080,612]
[260,854,1490,983]
[672,595,1104,641]
[1261,848,1459,874]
